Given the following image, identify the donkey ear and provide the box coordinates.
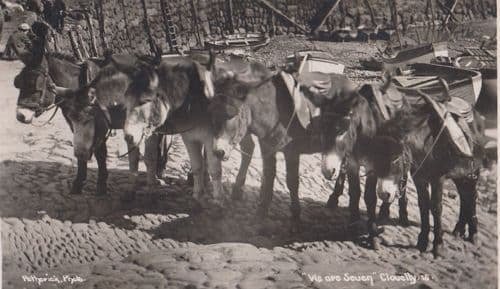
[194,61,215,99]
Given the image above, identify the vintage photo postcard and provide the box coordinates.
[0,0,497,288]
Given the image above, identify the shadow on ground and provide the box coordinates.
[0,159,414,250]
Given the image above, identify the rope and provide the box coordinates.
[30,98,65,127]
[410,118,447,178]
[118,132,145,159]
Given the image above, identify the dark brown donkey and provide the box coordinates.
[122,55,248,205]
[14,22,162,195]
[333,85,489,257]
[207,61,389,232]
[319,80,412,247]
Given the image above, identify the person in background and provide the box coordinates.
[0,1,5,42]
[53,0,65,32]
[25,0,43,15]
[3,23,31,60]
[42,0,53,25]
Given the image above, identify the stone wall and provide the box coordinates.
[57,0,497,56]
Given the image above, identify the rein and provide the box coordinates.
[30,104,60,127]
[410,117,447,178]
[30,74,66,127]
[118,131,146,159]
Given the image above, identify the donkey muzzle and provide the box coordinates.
[377,178,399,203]
[321,151,342,180]
[16,107,36,124]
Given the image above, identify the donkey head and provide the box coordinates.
[15,65,57,124]
[14,22,56,124]
[122,64,161,144]
[208,59,273,160]
[122,55,216,145]
[364,136,409,204]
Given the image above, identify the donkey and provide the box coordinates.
[120,54,240,205]
[14,22,163,195]
[205,61,400,232]
[331,86,488,257]
[320,80,413,237]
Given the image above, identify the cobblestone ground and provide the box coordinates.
[1,26,498,289]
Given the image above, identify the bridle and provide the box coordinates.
[16,66,64,126]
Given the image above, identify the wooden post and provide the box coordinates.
[363,0,377,27]
[84,12,99,57]
[227,0,234,33]
[51,30,59,53]
[427,0,436,26]
[443,0,458,25]
[68,30,83,61]
[415,27,421,44]
[140,0,159,55]
[190,0,203,47]
[389,0,403,47]
[436,0,459,24]
[118,0,134,50]
[75,29,90,59]
[96,0,108,51]
[312,0,342,34]
[254,0,308,33]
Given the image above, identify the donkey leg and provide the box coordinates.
[452,178,467,238]
[415,179,431,252]
[232,134,254,200]
[284,150,301,233]
[256,144,277,219]
[126,141,139,172]
[125,137,140,192]
[467,183,479,245]
[182,137,204,201]
[156,135,168,179]
[204,139,224,205]
[398,177,410,226]
[378,202,391,223]
[347,168,361,222]
[430,178,445,258]
[326,171,346,209]
[144,134,165,187]
[95,142,108,196]
[459,175,479,244]
[365,175,383,249]
[71,158,87,194]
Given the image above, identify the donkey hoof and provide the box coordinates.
[368,223,384,236]
[416,235,429,252]
[147,178,166,187]
[70,183,83,195]
[370,236,381,250]
[399,215,410,227]
[256,205,269,220]
[186,172,194,186]
[467,234,479,245]
[452,223,466,238]
[326,196,339,209]
[432,243,446,258]
[378,204,391,222]
[96,182,107,196]
[290,219,302,235]
[231,186,244,201]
